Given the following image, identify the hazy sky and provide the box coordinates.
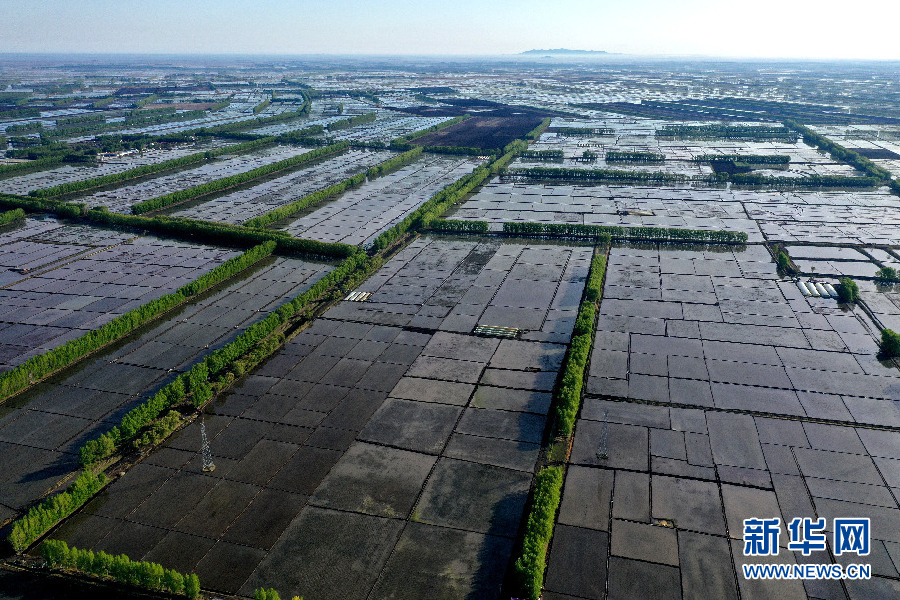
[2,0,898,60]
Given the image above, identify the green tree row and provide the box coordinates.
[728,173,879,187]
[512,466,563,600]
[658,124,798,141]
[512,244,609,600]
[0,193,85,218]
[369,146,517,252]
[243,171,367,229]
[524,117,552,141]
[0,157,64,177]
[253,99,272,114]
[40,540,201,598]
[365,146,423,177]
[5,121,43,133]
[241,147,426,230]
[784,120,893,181]
[131,141,349,214]
[428,218,489,233]
[15,200,354,258]
[509,166,695,182]
[80,250,374,469]
[502,221,748,244]
[693,154,790,164]
[605,151,665,162]
[421,145,485,156]
[29,137,278,198]
[8,471,107,551]
[326,112,377,131]
[0,242,276,403]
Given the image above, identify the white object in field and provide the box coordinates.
[797,281,812,296]
[823,283,839,298]
[806,281,821,297]
[344,291,371,302]
[814,282,829,297]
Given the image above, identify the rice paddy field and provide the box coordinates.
[2,57,900,600]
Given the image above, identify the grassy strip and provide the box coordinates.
[390,115,467,149]
[9,472,107,552]
[253,99,271,114]
[512,243,609,599]
[131,141,349,214]
[0,207,26,227]
[242,147,423,230]
[0,156,63,176]
[428,218,489,234]
[693,154,790,164]
[728,173,880,187]
[0,242,277,404]
[503,221,748,244]
[524,117,552,141]
[606,151,665,162]
[784,120,893,181]
[512,466,564,600]
[29,137,278,198]
[40,540,200,598]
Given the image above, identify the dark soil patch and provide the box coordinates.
[411,115,544,149]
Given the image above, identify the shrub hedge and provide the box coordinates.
[837,277,859,303]
[9,471,107,551]
[0,207,25,227]
[40,540,200,598]
[131,142,349,214]
[502,221,747,244]
[881,329,900,358]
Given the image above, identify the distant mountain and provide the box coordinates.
[519,49,610,56]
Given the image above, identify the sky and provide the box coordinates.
[1,0,899,60]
